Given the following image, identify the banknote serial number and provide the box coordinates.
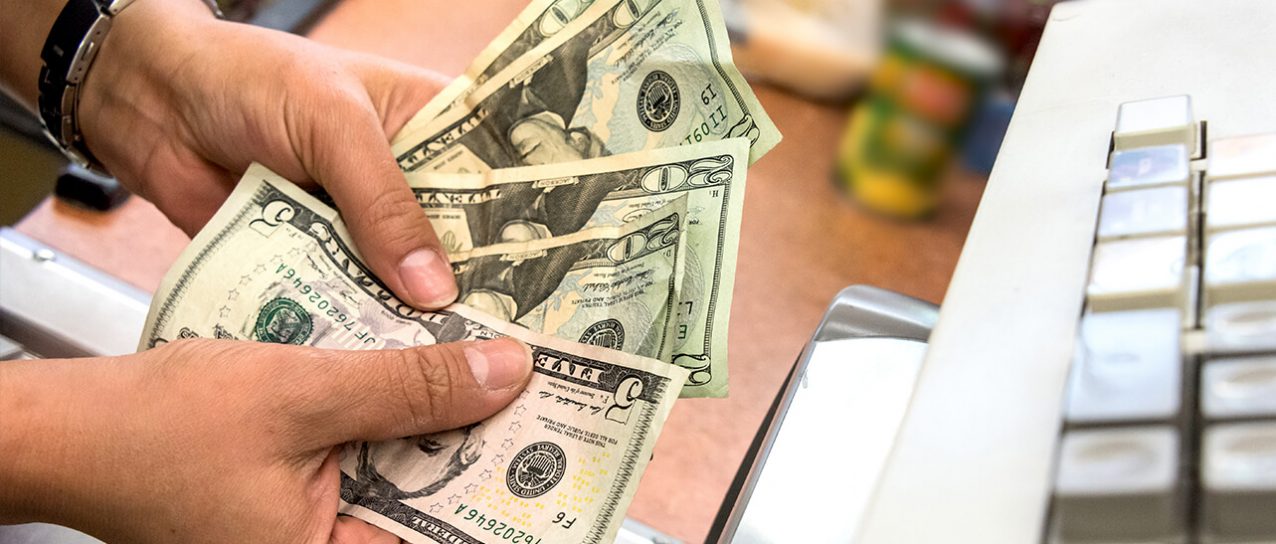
[454,504,542,543]
[275,263,377,344]
[681,84,728,145]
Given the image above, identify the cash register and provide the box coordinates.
[713,0,1276,542]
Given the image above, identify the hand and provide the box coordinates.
[0,337,533,543]
[76,0,457,309]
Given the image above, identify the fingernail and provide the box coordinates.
[464,338,533,390]
[398,248,458,308]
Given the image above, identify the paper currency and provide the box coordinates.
[390,0,781,173]
[138,163,688,544]
[399,0,607,129]
[449,194,688,362]
[407,138,748,397]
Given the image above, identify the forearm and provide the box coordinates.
[0,0,215,114]
[0,357,123,527]
[0,0,68,109]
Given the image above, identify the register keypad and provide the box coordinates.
[1097,185,1189,240]
[1108,144,1192,191]
[1049,96,1276,543]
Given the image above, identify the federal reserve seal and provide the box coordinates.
[253,297,313,345]
[506,442,567,499]
[579,318,625,350]
[636,70,679,132]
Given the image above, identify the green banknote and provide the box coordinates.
[406,138,748,397]
[138,163,688,544]
[390,0,781,172]
[399,0,607,128]
[448,194,688,363]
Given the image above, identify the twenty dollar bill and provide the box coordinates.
[138,163,689,544]
[398,0,607,127]
[407,138,748,397]
[391,0,780,172]
[449,195,688,363]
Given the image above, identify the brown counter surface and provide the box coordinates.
[16,1,985,540]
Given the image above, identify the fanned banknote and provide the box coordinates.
[138,163,688,544]
[449,194,688,363]
[390,0,781,172]
[407,138,748,397]
[398,0,607,128]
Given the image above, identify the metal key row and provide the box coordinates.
[1049,96,1276,543]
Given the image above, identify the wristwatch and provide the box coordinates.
[38,0,223,176]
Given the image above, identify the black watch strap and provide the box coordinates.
[37,0,222,175]
[38,0,112,170]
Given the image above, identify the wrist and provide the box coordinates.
[0,359,74,524]
[0,361,25,522]
[0,357,130,528]
[75,0,219,176]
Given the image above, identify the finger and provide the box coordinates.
[345,54,451,136]
[287,337,533,449]
[141,162,238,236]
[289,96,457,310]
[330,516,402,544]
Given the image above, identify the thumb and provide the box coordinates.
[289,337,533,449]
[283,90,458,310]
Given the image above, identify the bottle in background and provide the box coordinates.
[836,19,1000,219]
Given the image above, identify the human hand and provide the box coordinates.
[76,0,457,309]
[0,337,533,543]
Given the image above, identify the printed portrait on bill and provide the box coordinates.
[347,424,486,500]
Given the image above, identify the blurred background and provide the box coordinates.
[0,0,1054,225]
[726,0,1054,218]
